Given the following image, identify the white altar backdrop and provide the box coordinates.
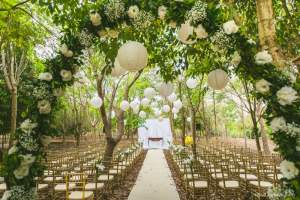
[138,118,173,149]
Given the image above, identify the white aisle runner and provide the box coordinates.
[128,150,180,200]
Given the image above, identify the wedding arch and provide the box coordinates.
[2,0,299,199]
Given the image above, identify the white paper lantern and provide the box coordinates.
[117,41,148,72]
[187,117,192,122]
[130,100,140,110]
[207,69,229,90]
[158,82,173,97]
[178,74,185,82]
[172,107,179,114]
[154,110,161,117]
[111,59,127,77]
[141,98,150,106]
[151,101,158,107]
[186,78,198,89]
[139,111,146,118]
[162,105,170,113]
[90,96,103,108]
[174,114,178,119]
[167,93,177,103]
[173,99,183,110]
[120,100,130,111]
[144,87,156,99]
[177,22,196,44]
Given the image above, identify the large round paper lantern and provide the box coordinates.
[139,111,146,118]
[90,96,103,108]
[186,78,198,89]
[158,82,173,97]
[207,69,229,90]
[117,41,148,72]
[167,93,177,103]
[173,99,183,110]
[111,59,127,77]
[187,117,192,122]
[172,107,179,114]
[144,87,156,99]
[141,98,150,106]
[120,100,130,111]
[162,105,170,113]
[177,23,196,45]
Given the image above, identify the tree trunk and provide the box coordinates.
[252,123,262,152]
[191,111,197,156]
[9,89,17,148]
[259,118,270,154]
[181,109,186,146]
[256,0,284,67]
[103,137,117,168]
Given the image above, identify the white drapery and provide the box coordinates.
[138,118,173,149]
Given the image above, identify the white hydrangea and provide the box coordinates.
[60,69,73,81]
[194,24,208,39]
[222,20,239,34]
[255,79,271,94]
[20,119,37,133]
[276,86,298,106]
[255,50,273,65]
[60,44,73,58]
[38,72,53,81]
[37,100,51,114]
[158,6,167,20]
[90,12,101,26]
[127,5,139,18]
[280,160,299,180]
[270,117,286,132]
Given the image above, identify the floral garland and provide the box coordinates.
[2,0,299,199]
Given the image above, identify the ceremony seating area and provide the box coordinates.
[170,139,282,200]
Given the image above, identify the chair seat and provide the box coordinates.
[98,175,113,181]
[189,181,208,188]
[239,174,257,180]
[219,181,239,188]
[109,169,118,174]
[0,183,7,191]
[85,183,104,190]
[69,191,94,200]
[55,183,76,191]
[38,184,48,190]
[211,173,227,179]
[43,176,63,182]
[249,181,272,187]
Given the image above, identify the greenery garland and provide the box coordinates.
[2,0,299,199]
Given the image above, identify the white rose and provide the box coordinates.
[53,88,64,97]
[20,119,37,133]
[127,5,139,18]
[255,50,273,65]
[255,79,271,94]
[60,44,73,58]
[60,69,73,81]
[90,12,101,26]
[107,29,119,38]
[222,20,239,35]
[158,6,167,20]
[177,22,196,44]
[280,160,299,180]
[97,30,107,38]
[270,117,286,132]
[38,72,53,81]
[231,51,241,66]
[8,145,18,155]
[194,24,208,39]
[276,86,298,106]
[37,100,51,114]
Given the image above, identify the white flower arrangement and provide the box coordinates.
[222,20,239,35]
[255,50,273,65]
[268,186,295,200]
[60,44,73,58]
[90,12,101,26]
[132,10,154,29]
[270,117,287,132]
[19,133,39,151]
[194,24,208,39]
[210,30,231,50]
[280,160,299,180]
[276,86,298,106]
[37,100,51,114]
[231,51,241,66]
[186,1,207,24]
[285,123,300,137]
[128,5,139,18]
[4,186,37,200]
[20,119,37,133]
[158,6,167,20]
[38,72,53,81]
[13,154,36,179]
[104,0,125,22]
[60,69,73,81]
[255,79,271,94]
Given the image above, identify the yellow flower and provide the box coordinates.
[185,136,193,146]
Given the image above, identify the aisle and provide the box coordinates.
[128,149,180,200]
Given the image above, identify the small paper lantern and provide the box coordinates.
[144,87,156,99]
[187,117,192,122]
[158,82,173,97]
[173,100,183,110]
[139,111,146,118]
[177,23,196,45]
[111,59,127,77]
[130,100,140,110]
[151,101,158,107]
[167,93,177,103]
[186,78,198,89]
[90,96,103,108]
[178,75,185,82]
[117,41,148,72]
[120,100,130,111]
[141,98,150,106]
[162,105,170,113]
[172,107,179,114]
[207,69,229,90]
